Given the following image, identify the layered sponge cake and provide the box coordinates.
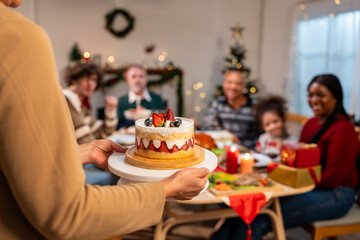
[125,110,205,169]
[135,117,195,159]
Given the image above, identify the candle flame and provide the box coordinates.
[83,51,90,59]
[244,153,250,159]
[231,146,236,152]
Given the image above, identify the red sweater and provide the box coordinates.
[300,115,359,189]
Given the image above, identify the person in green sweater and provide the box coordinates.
[117,65,165,128]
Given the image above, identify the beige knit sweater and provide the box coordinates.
[0,4,165,239]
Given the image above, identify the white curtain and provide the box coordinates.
[286,0,360,119]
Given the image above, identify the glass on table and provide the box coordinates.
[265,137,282,160]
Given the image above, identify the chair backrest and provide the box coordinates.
[285,112,310,140]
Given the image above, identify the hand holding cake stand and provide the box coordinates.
[108,147,217,190]
[108,113,218,194]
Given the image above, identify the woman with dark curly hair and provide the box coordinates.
[212,74,359,240]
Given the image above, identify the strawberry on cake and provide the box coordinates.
[125,109,205,169]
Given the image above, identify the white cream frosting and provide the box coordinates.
[153,139,161,149]
[135,117,193,136]
[166,139,187,150]
[143,138,150,148]
[137,138,191,150]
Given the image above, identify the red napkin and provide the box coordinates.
[228,193,267,240]
[214,165,226,172]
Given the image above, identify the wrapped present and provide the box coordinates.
[281,142,321,168]
[267,163,321,188]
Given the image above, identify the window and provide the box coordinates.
[287,1,360,119]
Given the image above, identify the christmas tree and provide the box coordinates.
[224,24,257,95]
[69,43,83,62]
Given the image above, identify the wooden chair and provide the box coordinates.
[285,112,310,140]
[303,203,360,240]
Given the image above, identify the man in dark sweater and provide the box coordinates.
[117,66,165,128]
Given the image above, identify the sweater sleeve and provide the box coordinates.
[0,12,165,240]
[317,122,358,189]
[202,100,222,130]
[90,107,117,140]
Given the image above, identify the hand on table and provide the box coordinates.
[79,139,127,171]
[161,167,210,200]
[105,96,118,112]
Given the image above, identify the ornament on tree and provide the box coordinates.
[223,23,258,95]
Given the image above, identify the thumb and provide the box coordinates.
[109,141,128,153]
[195,167,210,178]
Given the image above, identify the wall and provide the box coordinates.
[14,0,263,120]
[259,0,302,96]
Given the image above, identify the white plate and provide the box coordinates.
[107,134,136,146]
[238,153,273,167]
[124,109,152,121]
[108,148,218,182]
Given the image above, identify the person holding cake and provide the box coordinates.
[0,2,209,239]
[202,70,259,149]
[211,74,359,240]
[117,65,165,128]
[63,61,119,186]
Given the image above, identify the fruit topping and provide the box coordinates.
[144,117,152,126]
[175,118,182,124]
[165,109,175,121]
[152,113,165,127]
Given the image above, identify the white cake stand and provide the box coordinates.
[108,148,218,191]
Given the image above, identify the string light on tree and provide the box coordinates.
[195,106,201,112]
[335,0,340,5]
[107,56,115,63]
[186,89,192,96]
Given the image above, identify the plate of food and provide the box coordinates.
[238,153,273,168]
[208,172,282,197]
[107,134,136,146]
[124,108,152,121]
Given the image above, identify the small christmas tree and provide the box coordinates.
[69,43,83,62]
[224,24,257,95]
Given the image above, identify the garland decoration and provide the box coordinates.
[105,8,135,38]
[102,65,184,116]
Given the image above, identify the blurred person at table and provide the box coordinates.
[211,74,359,240]
[117,65,165,128]
[254,95,297,157]
[63,62,118,144]
[63,61,119,185]
[0,2,209,239]
[202,70,259,149]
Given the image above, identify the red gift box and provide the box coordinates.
[281,143,320,168]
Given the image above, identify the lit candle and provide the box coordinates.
[240,153,254,174]
[83,51,91,62]
[226,146,240,174]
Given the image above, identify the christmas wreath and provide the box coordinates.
[105,8,135,38]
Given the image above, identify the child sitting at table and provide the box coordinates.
[254,96,296,158]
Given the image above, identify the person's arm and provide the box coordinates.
[0,18,165,239]
[91,96,118,139]
[317,123,358,188]
[201,100,222,130]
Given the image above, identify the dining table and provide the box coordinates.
[153,181,315,240]
[107,130,316,240]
